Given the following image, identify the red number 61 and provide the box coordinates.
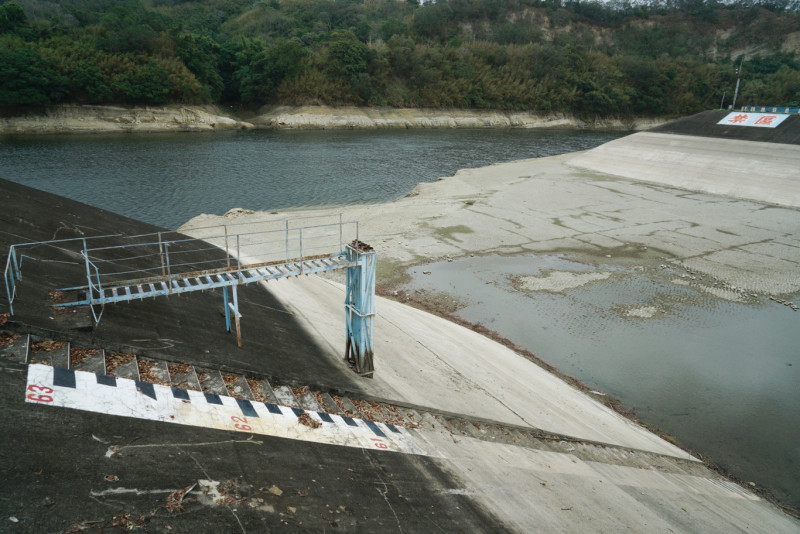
[27,384,54,403]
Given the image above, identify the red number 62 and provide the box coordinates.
[27,384,54,403]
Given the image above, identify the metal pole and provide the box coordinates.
[224,225,230,268]
[158,232,166,277]
[285,219,289,262]
[81,239,92,301]
[223,286,231,332]
[236,234,241,270]
[719,92,725,110]
[339,214,343,252]
[164,243,171,281]
[732,57,743,110]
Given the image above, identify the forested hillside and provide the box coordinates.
[1,0,799,116]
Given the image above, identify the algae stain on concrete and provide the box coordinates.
[434,225,474,243]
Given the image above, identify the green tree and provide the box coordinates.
[176,33,224,101]
[0,47,68,105]
[0,1,28,35]
[70,61,112,103]
[325,30,368,79]
[111,61,170,104]
[233,39,308,104]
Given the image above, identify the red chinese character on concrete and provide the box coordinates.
[754,115,776,125]
[728,114,750,124]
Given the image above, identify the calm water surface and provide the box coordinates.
[404,255,799,510]
[0,128,623,229]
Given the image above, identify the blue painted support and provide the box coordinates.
[3,246,19,315]
[229,284,242,347]
[344,243,376,377]
[223,286,231,332]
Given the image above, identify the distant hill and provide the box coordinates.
[1,0,798,116]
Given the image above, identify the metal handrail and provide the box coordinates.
[4,217,360,317]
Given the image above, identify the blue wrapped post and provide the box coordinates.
[345,241,376,377]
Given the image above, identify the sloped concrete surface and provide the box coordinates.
[569,131,800,207]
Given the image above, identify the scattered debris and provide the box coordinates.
[48,290,69,304]
[104,475,119,482]
[166,483,196,513]
[247,378,267,402]
[349,240,374,253]
[0,331,20,347]
[138,359,169,385]
[105,352,135,374]
[31,339,66,352]
[268,486,283,496]
[297,413,321,429]
[70,347,99,367]
[222,373,242,396]
[0,312,9,326]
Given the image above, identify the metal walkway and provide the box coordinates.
[4,216,377,376]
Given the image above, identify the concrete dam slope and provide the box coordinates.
[569,110,800,208]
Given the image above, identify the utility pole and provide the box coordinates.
[720,92,726,110]
[731,57,744,110]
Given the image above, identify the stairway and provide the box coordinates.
[1,330,716,479]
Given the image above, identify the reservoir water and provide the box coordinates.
[403,254,799,511]
[1,128,796,512]
[0,128,621,229]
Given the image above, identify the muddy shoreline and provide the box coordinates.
[0,104,667,134]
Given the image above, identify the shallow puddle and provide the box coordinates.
[402,254,799,509]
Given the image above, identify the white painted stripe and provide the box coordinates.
[24,364,430,456]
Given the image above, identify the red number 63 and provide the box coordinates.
[27,384,54,403]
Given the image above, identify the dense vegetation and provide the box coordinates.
[1,0,799,116]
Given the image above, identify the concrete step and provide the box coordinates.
[349,398,383,421]
[29,336,67,366]
[106,352,139,380]
[52,291,92,331]
[70,347,105,374]
[398,408,423,429]
[335,396,362,419]
[223,373,253,400]
[317,392,342,415]
[292,386,323,411]
[196,368,227,395]
[137,357,170,386]
[168,363,202,391]
[417,412,440,432]
[272,385,301,408]
[0,332,29,364]
[255,378,280,404]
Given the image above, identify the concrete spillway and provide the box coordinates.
[569,111,800,208]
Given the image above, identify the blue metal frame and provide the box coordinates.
[5,221,379,377]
